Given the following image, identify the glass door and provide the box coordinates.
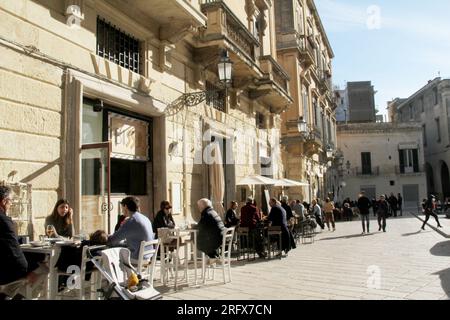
[81,142,112,235]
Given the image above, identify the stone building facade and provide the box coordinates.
[388,77,450,200]
[275,0,337,202]
[337,123,427,209]
[0,0,292,238]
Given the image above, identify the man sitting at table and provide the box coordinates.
[268,198,294,255]
[196,198,226,259]
[108,197,154,262]
[240,196,266,259]
[0,186,48,299]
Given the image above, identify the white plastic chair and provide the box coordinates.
[132,239,159,286]
[99,247,161,300]
[202,227,235,284]
[55,244,105,300]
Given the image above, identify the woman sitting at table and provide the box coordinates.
[153,200,175,239]
[225,201,239,228]
[45,199,74,238]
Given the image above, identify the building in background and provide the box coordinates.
[335,88,348,123]
[337,123,427,208]
[275,0,337,203]
[335,81,376,124]
[0,0,293,238]
[389,78,450,200]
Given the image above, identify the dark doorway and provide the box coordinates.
[441,162,450,198]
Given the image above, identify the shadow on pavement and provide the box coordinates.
[318,233,375,241]
[402,230,429,237]
[430,241,450,257]
[432,267,450,298]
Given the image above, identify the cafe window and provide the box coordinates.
[111,159,147,195]
[96,17,143,74]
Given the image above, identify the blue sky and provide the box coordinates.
[315,0,450,118]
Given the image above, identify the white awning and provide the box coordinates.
[236,175,278,186]
[274,179,310,187]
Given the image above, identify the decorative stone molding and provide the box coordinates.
[138,76,155,95]
[65,0,85,27]
[159,41,176,71]
[245,0,256,21]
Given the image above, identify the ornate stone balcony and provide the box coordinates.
[108,0,207,42]
[299,35,316,66]
[197,0,263,80]
[250,55,293,110]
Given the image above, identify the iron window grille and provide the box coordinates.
[96,17,142,74]
[205,81,226,112]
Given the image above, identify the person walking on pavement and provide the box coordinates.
[377,195,389,232]
[357,191,372,234]
[397,193,403,216]
[311,199,325,230]
[421,195,443,230]
[388,193,398,217]
[323,198,336,231]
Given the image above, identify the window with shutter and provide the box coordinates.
[361,152,372,175]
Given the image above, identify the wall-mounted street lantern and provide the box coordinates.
[183,49,233,107]
[326,145,334,159]
[297,116,308,135]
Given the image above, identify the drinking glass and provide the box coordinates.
[46,225,55,238]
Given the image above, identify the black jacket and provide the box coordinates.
[268,205,294,253]
[357,196,372,215]
[0,210,28,285]
[197,207,226,257]
[152,210,175,238]
[377,200,390,217]
[225,209,239,227]
[281,203,294,220]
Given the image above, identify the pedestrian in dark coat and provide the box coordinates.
[357,191,372,234]
[268,198,295,254]
[388,193,398,217]
[196,199,226,258]
[397,193,403,216]
[377,195,390,232]
[421,195,443,230]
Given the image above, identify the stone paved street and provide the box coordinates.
[157,212,450,300]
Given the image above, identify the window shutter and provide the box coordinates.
[413,149,419,173]
[399,150,405,174]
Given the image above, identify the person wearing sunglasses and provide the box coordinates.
[153,200,176,239]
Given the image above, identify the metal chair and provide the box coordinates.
[302,224,316,244]
[267,226,282,259]
[236,227,255,261]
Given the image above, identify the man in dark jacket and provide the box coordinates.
[196,198,226,258]
[357,191,372,234]
[281,196,294,221]
[268,198,295,254]
[388,193,398,217]
[0,186,45,297]
[376,195,390,232]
